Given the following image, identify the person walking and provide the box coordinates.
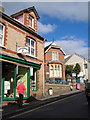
[17,80,26,107]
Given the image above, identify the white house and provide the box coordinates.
[65,53,89,81]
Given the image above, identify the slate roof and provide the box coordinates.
[11,6,40,20]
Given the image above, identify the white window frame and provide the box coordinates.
[52,52,58,61]
[50,65,54,78]
[29,15,34,29]
[0,23,4,46]
[49,64,62,78]
[31,70,37,91]
[26,37,36,57]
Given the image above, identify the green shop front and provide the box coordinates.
[0,54,41,101]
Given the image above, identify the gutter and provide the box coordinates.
[0,12,47,41]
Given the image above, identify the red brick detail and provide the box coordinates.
[36,41,37,57]
[37,40,43,44]
[8,24,25,34]
[3,48,43,63]
[0,19,6,25]
[4,25,8,46]
[44,47,65,80]
[4,49,17,54]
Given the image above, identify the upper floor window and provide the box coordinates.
[15,14,23,23]
[28,15,34,28]
[84,64,87,69]
[26,37,36,57]
[52,52,58,61]
[0,23,4,46]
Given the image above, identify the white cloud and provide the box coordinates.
[45,36,89,59]
[60,35,76,40]
[2,2,88,22]
[37,21,57,34]
[37,2,88,22]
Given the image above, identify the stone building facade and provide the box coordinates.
[0,6,46,103]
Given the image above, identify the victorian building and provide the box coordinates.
[44,42,66,82]
[0,6,46,103]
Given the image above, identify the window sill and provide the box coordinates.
[26,54,37,59]
[0,45,6,49]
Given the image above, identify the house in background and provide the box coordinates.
[0,6,46,104]
[44,42,66,82]
[65,53,89,82]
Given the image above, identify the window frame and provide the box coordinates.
[49,64,62,78]
[31,69,38,91]
[26,37,36,57]
[52,52,58,61]
[0,23,5,46]
[29,15,34,29]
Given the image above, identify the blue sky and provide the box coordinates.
[2,2,89,59]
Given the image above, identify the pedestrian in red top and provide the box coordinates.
[17,80,26,107]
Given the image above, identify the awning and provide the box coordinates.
[0,54,41,70]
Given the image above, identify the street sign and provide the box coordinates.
[72,72,76,77]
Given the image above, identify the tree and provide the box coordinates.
[73,63,81,78]
[66,74,71,79]
[65,65,74,78]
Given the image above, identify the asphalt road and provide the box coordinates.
[9,92,90,119]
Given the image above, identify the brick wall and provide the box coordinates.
[1,14,45,99]
[44,47,65,80]
[45,83,85,97]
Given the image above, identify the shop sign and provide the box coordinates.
[17,47,29,53]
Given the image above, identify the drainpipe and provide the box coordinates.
[42,59,45,97]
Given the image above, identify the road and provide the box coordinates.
[9,92,90,119]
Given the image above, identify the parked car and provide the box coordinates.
[85,82,90,105]
[54,78,67,84]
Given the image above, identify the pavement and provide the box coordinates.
[1,89,85,119]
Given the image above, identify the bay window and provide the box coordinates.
[49,64,62,78]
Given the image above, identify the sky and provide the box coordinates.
[1,1,89,59]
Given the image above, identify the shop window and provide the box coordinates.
[0,23,4,46]
[16,66,28,98]
[31,68,37,91]
[2,63,16,99]
[26,37,36,57]
[28,15,34,29]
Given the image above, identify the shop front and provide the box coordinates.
[0,54,41,101]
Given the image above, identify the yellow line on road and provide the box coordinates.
[9,92,82,119]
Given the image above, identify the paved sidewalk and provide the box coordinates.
[2,89,85,119]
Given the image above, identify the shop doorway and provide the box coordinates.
[2,62,16,100]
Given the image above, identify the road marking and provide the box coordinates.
[9,92,83,118]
